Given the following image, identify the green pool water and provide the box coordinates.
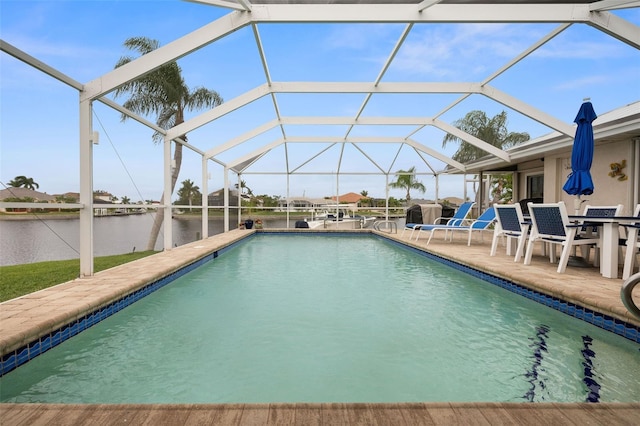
[1,234,639,403]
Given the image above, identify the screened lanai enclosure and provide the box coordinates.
[1,1,639,276]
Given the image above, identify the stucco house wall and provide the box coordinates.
[467,102,639,216]
[544,139,635,215]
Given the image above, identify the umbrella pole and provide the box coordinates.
[569,195,591,267]
[574,196,583,215]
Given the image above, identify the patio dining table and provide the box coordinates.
[569,215,639,279]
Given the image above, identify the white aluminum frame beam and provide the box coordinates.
[252,23,288,140]
[277,115,565,134]
[174,81,575,143]
[411,148,438,175]
[405,138,467,172]
[168,84,271,141]
[480,86,574,137]
[206,119,280,158]
[289,143,338,174]
[430,119,510,162]
[83,4,639,102]
[83,11,253,100]
[346,23,414,138]
[0,39,174,137]
[351,144,388,175]
[280,116,433,125]
[228,139,284,171]
[417,1,444,13]
[269,81,482,94]
[226,135,468,176]
[590,0,640,12]
[1,39,83,90]
[587,7,640,48]
[185,0,250,12]
[247,4,593,24]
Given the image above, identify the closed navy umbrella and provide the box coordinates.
[563,100,597,213]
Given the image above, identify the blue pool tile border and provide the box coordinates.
[0,239,244,377]
[2,233,639,377]
[377,234,640,345]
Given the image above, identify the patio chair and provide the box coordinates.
[518,197,543,216]
[579,204,624,266]
[403,201,475,240]
[622,204,640,280]
[524,201,600,273]
[417,206,496,246]
[490,203,529,262]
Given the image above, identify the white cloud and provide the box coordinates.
[553,74,611,91]
[391,24,543,79]
[534,40,627,60]
[323,24,398,51]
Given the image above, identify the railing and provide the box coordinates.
[373,220,397,234]
[621,272,640,321]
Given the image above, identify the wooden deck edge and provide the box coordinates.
[1,402,639,425]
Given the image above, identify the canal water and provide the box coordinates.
[0,214,294,266]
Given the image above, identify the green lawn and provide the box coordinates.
[0,251,157,302]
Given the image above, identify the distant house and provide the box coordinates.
[0,187,57,213]
[441,197,465,207]
[93,198,111,216]
[0,187,57,202]
[331,192,365,204]
[208,188,248,207]
[93,191,113,203]
[276,197,328,212]
[59,192,79,202]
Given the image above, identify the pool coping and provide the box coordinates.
[381,231,640,328]
[1,228,639,378]
[0,230,250,369]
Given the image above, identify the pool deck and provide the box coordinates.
[1,228,639,424]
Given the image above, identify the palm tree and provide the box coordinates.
[443,110,529,204]
[8,176,39,190]
[235,179,252,196]
[388,166,426,203]
[360,190,372,207]
[442,110,529,163]
[114,36,223,251]
[121,196,131,213]
[177,179,200,208]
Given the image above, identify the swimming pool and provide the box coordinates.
[1,234,639,403]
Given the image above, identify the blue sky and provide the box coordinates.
[1,1,639,203]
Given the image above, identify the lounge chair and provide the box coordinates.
[490,203,529,262]
[622,204,640,280]
[416,206,496,246]
[403,201,475,240]
[524,201,600,273]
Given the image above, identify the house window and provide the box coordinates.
[527,174,544,199]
